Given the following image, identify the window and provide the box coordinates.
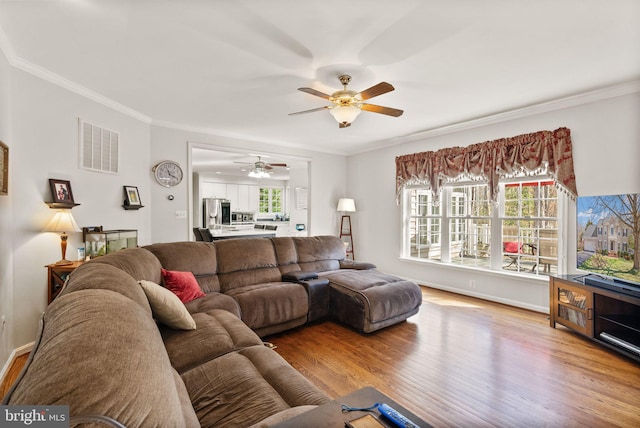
[404,178,561,276]
[407,189,440,260]
[259,187,283,214]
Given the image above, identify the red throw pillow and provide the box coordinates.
[161,268,205,303]
[504,241,519,253]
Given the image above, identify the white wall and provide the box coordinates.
[0,64,348,371]
[0,47,13,366]
[349,91,640,312]
[8,68,152,348]
[149,125,346,242]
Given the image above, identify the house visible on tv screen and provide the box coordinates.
[577,193,640,285]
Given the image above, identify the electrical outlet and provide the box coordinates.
[469,280,476,288]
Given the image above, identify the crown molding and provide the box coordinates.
[0,37,151,124]
[1,29,637,154]
[373,80,640,151]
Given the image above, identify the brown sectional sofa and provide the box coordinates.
[3,235,422,427]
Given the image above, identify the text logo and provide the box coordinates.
[1,406,68,427]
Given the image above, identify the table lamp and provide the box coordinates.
[44,209,81,265]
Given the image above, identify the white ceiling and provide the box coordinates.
[1,0,639,157]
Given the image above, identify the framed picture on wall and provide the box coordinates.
[49,179,75,204]
[123,185,142,208]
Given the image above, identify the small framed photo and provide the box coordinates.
[124,185,142,207]
[49,179,75,204]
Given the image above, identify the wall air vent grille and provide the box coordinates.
[79,119,118,173]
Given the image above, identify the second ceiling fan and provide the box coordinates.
[234,156,287,179]
[289,75,404,128]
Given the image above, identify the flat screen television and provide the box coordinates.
[576,193,640,292]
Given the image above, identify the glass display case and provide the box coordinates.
[83,227,138,258]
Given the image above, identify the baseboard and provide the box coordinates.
[413,281,549,314]
[0,342,34,389]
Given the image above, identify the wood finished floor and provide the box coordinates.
[2,287,638,427]
[0,353,28,399]
[265,286,640,428]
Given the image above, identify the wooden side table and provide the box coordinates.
[45,261,83,304]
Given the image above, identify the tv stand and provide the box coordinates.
[550,275,640,363]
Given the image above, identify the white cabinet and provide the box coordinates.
[237,185,250,211]
[248,185,260,212]
[202,182,227,199]
[201,182,259,212]
[226,184,239,208]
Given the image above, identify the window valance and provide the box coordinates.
[395,127,577,204]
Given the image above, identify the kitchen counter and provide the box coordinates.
[209,229,276,240]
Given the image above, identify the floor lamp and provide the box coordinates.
[337,198,356,260]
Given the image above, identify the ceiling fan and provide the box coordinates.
[289,74,404,128]
[234,156,288,178]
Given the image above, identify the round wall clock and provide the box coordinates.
[152,160,183,187]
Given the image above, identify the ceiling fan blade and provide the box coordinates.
[357,82,394,100]
[361,103,404,117]
[267,163,288,167]
[288,106,330,115]
[298,87,332,100]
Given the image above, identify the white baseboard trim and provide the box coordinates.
[413,280,549,314]
[0,342,34,389]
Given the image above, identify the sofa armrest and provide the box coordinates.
[282,271,319,282]
[339,260,376,270]
[299,278,330,322]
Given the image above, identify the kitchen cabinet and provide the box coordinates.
[226,184,239,207]
[248,185,260,212]
[202,182,227,199]
[201,182,260,212]
[237,185,250,211]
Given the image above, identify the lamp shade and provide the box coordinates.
[43,210,81,233]
[337,198,356,212]
[330,105,361,125]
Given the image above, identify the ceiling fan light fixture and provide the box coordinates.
[248,167,270,179]
[330,104,361,126]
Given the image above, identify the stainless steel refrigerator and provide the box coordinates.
[203,198,231,227]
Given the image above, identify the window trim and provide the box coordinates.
[402,176,568,277]
[258,186,284,215]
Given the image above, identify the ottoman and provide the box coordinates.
[324,269,422,333]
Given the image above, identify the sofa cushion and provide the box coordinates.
[63,262,152,316]
[215,238,282,291]
[185,292,242,318]
[144,242,221,293]
[88,247,163,284]
[293,236,344,272]
[6,289,199,427]
[139,280,196,330]
[181,345,329,427]
[162,268,206,303]
[326,270,423,333]
[160,309,264,374]
[224,282,309,331]
[272,237,299,272]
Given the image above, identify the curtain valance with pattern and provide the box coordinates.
[395,127,577,204]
